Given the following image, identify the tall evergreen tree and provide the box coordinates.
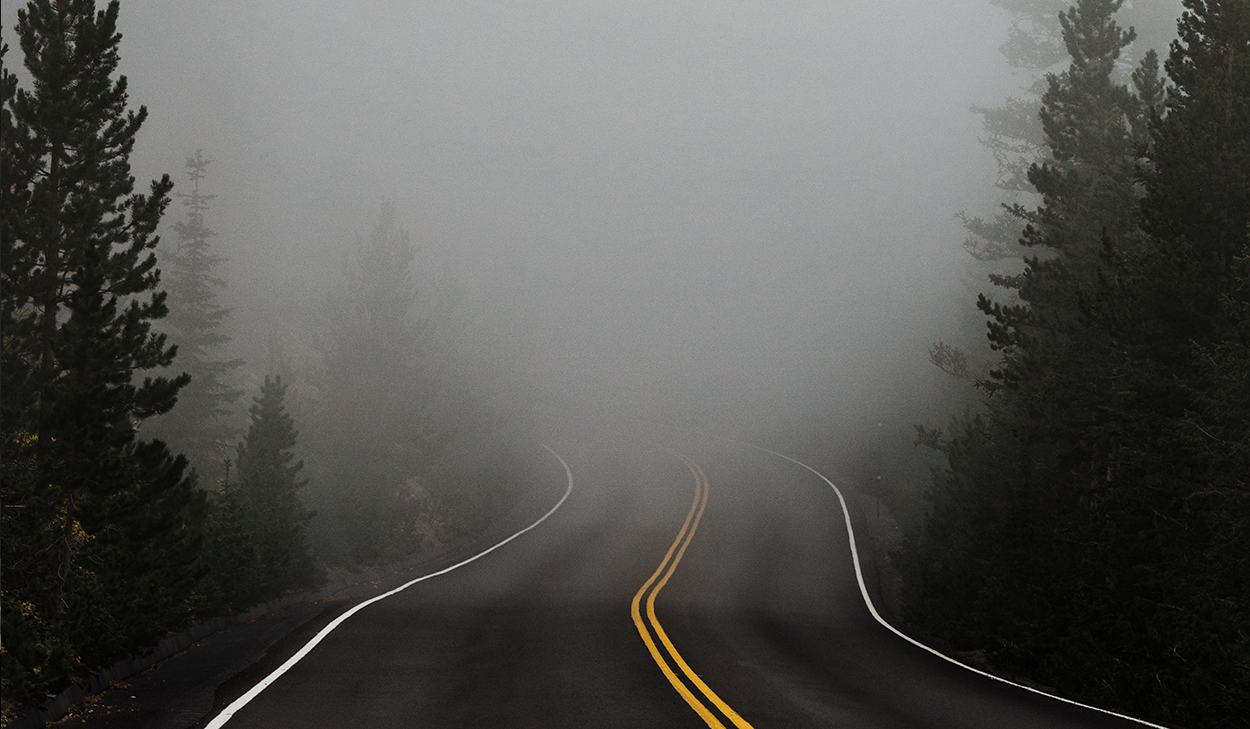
[963,0,1179,263]
[1,0,205,701]
[1086,1,1250,721]
[310,202,428,564]
[946,0,1176,374]
[904,0,1162,709]
[959,0,1066,263]
[233,376,318,595]
[146,151,243,483]
[904,1,1248,724]
[1138,0,1250,349]
[977,0,1155,447]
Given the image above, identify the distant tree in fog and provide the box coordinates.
[147,151,243,483]
[937,0,1069,390]
[958,0,1179,263]
[311,201,428,564]
[200,376,318,610]
[303,202,527,565]
[958,0,1065,263]
[233,377,318,592]
[978,0,1158,392]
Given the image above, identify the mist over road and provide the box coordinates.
[208,427,1147,728]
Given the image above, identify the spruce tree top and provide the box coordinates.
[1145,0,1250,275]
[3,0,172,310]
[2,0,181,434]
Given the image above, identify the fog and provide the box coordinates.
[3,0,1015,446]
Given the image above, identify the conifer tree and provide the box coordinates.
[233,376,318,595]
[198,459,261,611]
[959,0,1066,263]
[960,0,1178,262]
[903,0,1160,704]
[945,0,1175,374]
[1138,0,1250,349]
[1084,1,1250,721]
[977,0,1155,443]
[311,201,427,564]
[905,1,1248,723]
[1,0,205,698]
[147,151,243,482]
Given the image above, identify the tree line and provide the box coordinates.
[902,1,1248,726]
[1,0,528,714]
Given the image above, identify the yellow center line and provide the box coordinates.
[630,454,756,729]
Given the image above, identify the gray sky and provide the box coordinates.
[3,0,1015,433]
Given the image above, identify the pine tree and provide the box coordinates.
[146,151,243,482]
[946,0,1175,371]
[959,0,1066,265]
[1085,1,1250,721]
[903,0,1164,707]
[977,0,1155,441]
[197,459,261,612]
[966,0,1179,252]
[310,202,427,564]
[1138,0,1250,349]
[905,1,1248,724]
[233,376,318,596]
[1,0,205,698]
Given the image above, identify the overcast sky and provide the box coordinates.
[4,0,1019,433]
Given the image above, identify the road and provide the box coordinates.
[205,426,1156,728]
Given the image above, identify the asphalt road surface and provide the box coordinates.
[205,426,1157,728]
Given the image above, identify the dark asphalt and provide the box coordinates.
[191,429,1155,729]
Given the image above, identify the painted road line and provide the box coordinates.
[629,417,1171,728]
[630,454,755,729]
[744,443,1173,729]
[205,445,575,729]
[651,460,755,729]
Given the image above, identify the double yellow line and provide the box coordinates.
[630,456,755,729]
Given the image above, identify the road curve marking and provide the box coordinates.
[630,454,755,729]
[743,444,1172,729]
[205,445,575,729]
[627,418,1170,728]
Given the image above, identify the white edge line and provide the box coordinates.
[742,442,1171,729]
[204,444,575,729]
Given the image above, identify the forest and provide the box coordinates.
[1,0,1247,727]
[1,0,531,716]
[897,1,1248,727]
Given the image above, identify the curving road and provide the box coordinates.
[205,428,1157,728]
